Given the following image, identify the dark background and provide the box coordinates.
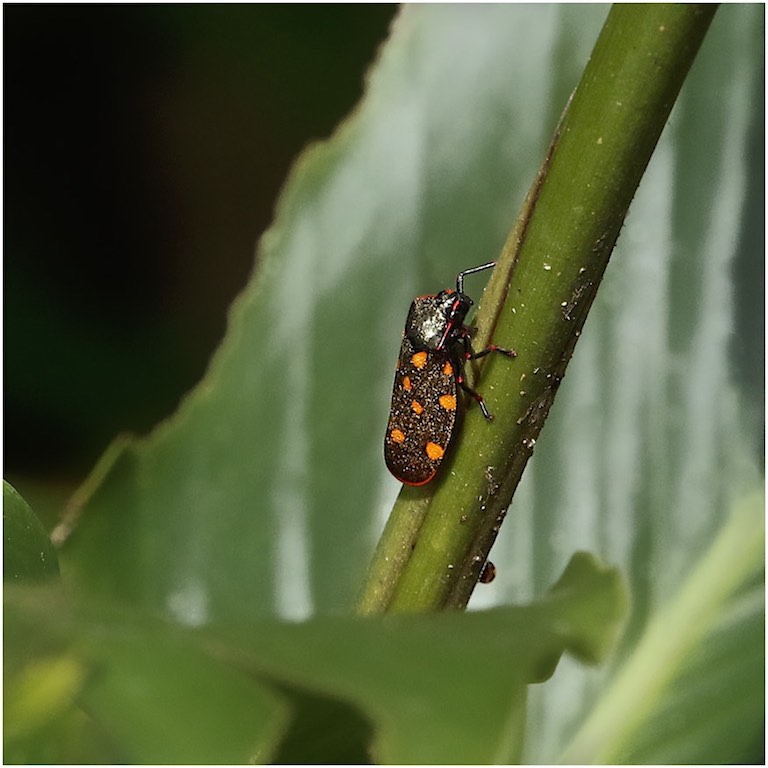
[4,5,397,504]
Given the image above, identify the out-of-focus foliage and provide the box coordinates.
[3,482,60,584]
[4,5,763,764]
[5,552,626,763]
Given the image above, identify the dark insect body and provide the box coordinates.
[384,261,516,486]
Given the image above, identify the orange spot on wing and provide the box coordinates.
[411,351,428,369]
[439,394,457,411]
[390,428,406,444]
[443,361,453,376]
[411,400,425,415]
[425,442,445,461]
[402,375,412,391]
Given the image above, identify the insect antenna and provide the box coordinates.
[456,261,496,294]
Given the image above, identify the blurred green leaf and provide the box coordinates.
[3,585,100,763]
[215,551,626,764]
[560,491,764,763]
[4,551,625,764]
[620,576,764,764]
[3,481,59,583]
[4,653,86,745]
[51,4,762,764]
[268,686,373,765]
[4,587,290,764]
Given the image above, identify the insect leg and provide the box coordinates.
[457,376,494,420]
[454,332,516,420]
[456,321,516,360]
[468,344,517,360]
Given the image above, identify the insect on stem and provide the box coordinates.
[383,260,515,486]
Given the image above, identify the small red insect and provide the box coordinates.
[384,261,515,486]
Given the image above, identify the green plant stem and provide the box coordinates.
[356,4,718,616]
